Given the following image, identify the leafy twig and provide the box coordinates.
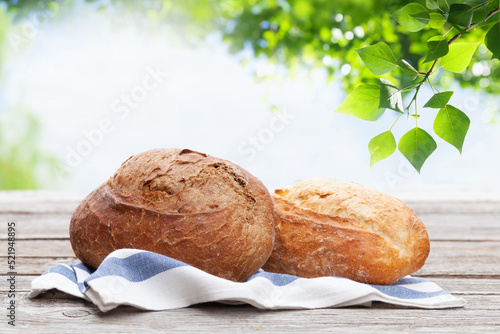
[427,8,500,75]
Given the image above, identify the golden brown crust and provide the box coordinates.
[70,148,275,282]
[263,178,430,285]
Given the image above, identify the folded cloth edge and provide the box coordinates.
[30,249,467,312]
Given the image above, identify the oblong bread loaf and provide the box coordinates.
[263,178,430,285]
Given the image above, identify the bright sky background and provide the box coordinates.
[2,1,500,193]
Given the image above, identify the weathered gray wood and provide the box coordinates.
[1,190,500,214]
[0,239,75,257]
[0,257,77,275]
[421,213,500,241]
[0,213,72,239]
[415,241,500,277]
[0,191,84,213]
[430,278,500,295]
[1,212,500,241]
[1,239,499,277]
[0,191,498,332]
[1,292,499,334]
[405,200,500,214]
[390,189,500,214]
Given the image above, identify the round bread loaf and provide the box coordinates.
[70,148,275,282]
[262,178,430,285]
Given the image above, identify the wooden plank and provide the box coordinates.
[1,190,500,214]
[0,239,75,257]
[0,257,77,276]
[421,213,500,241]
[0,213,72,239]
[0,192,499,243]
[410,201,500,214]
[1,240,499,277]
[1,212,500,241]
[391,189,500,215]
[0,191,498,332]
[430,278,500,295]
[415,241,500,277]
[0,292,499,333]
[0,191,84,213]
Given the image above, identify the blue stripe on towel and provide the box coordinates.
[86,251,189,283]
[43,264,78,283]
[248,270,299,286]
[390,277,429,285]
[73,263,92,273]
[370,284,447,299]
[42,264,87,292]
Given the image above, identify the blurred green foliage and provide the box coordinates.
[0,5,58,189]
[0,3,8,74]
[0,109,59,189]
[209,0,498,93]
[331,0,499,171]
[0,0,498,187]
[3,0,498,93]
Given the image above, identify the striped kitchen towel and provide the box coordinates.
[30,249,466,312]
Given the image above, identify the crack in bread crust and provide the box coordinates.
[264,178,430,285]
[70,148,275,282]
[287,193,404,254]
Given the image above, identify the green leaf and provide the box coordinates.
[333,84,384,121]
[379,78,404,112]
[485,23,500,59]
[437,0,451,11]
[428,12,446,29]
[424,91,454,108]
[471,0,500,22]
[392,3,430,32]
[433,105,470,153]
[447,4,473,27]
[398,128,437,173]
[426,0,440,10]
[355,42,399,75]
[369,131,397,167]
[424,36,449,63]
[398,59,421,80]
[441,42,480,73]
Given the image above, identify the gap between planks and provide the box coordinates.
[3,211,500,242]
[0,292,499,334]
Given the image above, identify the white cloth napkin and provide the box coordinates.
[30,249,466,312]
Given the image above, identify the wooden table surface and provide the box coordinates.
[0,190,499,333]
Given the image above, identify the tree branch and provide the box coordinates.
[426,8,500,75]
